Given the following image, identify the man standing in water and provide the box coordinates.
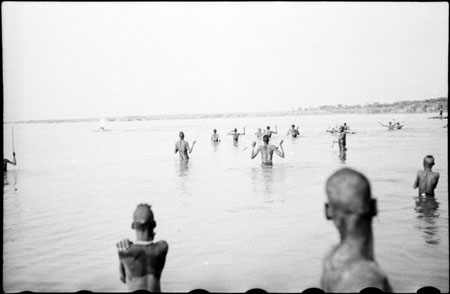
[395,121,404,129]
[321,168,392,292]
[255,128,264,140]
[227,127,246,142]
[286,124,300,138]
[337,125,352,151]
[3,152,16,172]
[116,204,169,292]
[414,155,440,197]
[175,131,196,159]
[211,129,220,142]
[439,104,443,119]
[378,121,395,131]
[264,125,277,139]
[250,134,284,165]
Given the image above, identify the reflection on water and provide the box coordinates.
[174,159,191,201]
[178,159,190,177]
[3,170,18,191]
[211,141,220,153]
[250,164,287,203]
[339,149,347,164]
[414,197,440,245]
[252,166,274,199]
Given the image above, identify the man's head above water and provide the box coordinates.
[132,203,156,232]
[325,168,376,219]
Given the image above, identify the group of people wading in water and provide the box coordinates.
[2,117,442,292]
[115,153,440,292]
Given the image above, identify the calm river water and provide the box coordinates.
[3,113,448,292]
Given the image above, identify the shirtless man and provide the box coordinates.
[287,124,300,138]
[255,128,264,140]
[378,121,394,131]
[250,134,284,166]
[439,105,443,119]
[343,122,350,131]
[116,204,169,292]
[394,121,404,129]
[227,127,245,142]
[264,126,277,139]
[414,155,440,197]
[337,126,349,151]
[211,129,220,142]
[3,152,16,172]
[175,131,196,160]
[321,168,392,292]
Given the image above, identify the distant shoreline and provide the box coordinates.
[5,97,447,124]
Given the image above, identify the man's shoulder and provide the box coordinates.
[121,241,168,256]
[119,245,141,258]
[155,240,169,251]
[337,259,389,291]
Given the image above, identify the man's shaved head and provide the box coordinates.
[132,203,156,231]
[326,168,372,215]
[423,155,435,168]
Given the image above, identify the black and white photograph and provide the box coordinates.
[2,2,448,292]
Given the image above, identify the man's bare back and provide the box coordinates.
[414,170,440,197]
[119,241,168,292]
[227,127,245,142]
[322,246,392,292]
[256,145,276,164]
[175,132,195,160]
[251,135,284,165]
[175,140,191,159]
[414,155,440,197]
[117,204,169,292]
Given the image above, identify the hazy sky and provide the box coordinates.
[2,2,448,121]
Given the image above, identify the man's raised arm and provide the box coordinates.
[275,140,285,158]
[189,141,196,153]
[250,142,260,159]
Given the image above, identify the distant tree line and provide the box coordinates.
[12,97,448,124]
[297,97,447,114]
